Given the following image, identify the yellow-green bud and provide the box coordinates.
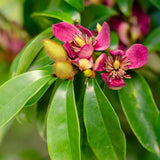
[53,60,73,79]
[42,39,68,61]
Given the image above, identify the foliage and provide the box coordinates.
[0,0,160,160]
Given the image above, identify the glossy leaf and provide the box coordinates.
[118,72,160,156]
[144,27,160,52]
[110,31,119,50]
[156,113,160,148]
[25,78,56,107]
[0,70,52,128]
[36,83,55,140]
[32,0,81,24]
[74,74,98,160]
[47,80,81,160]
[64,0,84,11]
[84,79,126,160]
[149,0,160,9]
[81,5,117,29]
[117,0,133,16]
[28,49,53,72]
[17,27,53,75]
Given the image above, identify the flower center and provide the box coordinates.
[105,55,131,79]
[74,36,86,47]
[113,60,120,70]
[72,33,92,52]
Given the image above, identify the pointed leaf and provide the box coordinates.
[25,78,56,107]
[17,27,53,75]
[149,0,160,9]
[0,70,52,128]
[81,5,117,29]
[47,80,81,160]
[32,0,80,24]
[74,74,98,160]
[118,72,160,156]
[117,0,133,16]
[84,79,126,160]
[64,0,84,11]
[110,31,119,50]
[144,27,160,52]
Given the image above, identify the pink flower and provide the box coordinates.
[109,1,150,50]
[94,44,148,89]
[52,22,110,70]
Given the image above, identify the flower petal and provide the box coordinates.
[117,22,130,46]
[52,22,81,42]
[64,42,77,58]
[109,16,123,31]
[109,49,125,56]
[93,22,110,51]
[108,77,126,90]
[105,0,115,7]
[94,53,106,71]
[76,24,92,37]
[78,44,94,59]
[101,73,110,85]
[101,73,126,89]
[125,44,148,69]
[132,1,150,35]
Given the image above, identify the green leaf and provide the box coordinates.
[32,0,81,24]
[9,51,23,77]
[25,78,56,107]
[110,31,119,50]
[156,113,160,148]
[84,79,126,160]
[149,0,160,9]
[117,0,133,16]
[74,74,98,160]
[64,0,84,11]
[47,80,81,160]
[0,70,52,128]
[118,72,160,156]
[17,27,53,75]
[36,83,55,140]
[144,27,160,52]
[81,5,117,29]
[28,49,54,72]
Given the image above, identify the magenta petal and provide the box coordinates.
[93,22,110,51]
[52,22,81,42]
[88,57,94,68]
[76,24,92,37]
[78,44,94,59]
[105,0,115,7]
[132,2,150,35]
[72,57,80,66]
[108,77,126,90]
[94,53,106,71]
[109,16,123,31]
[125,44,148,69]
[117,22,130,46]
[109,49,125,56]
[64,42,76,58]
[101,73,110,85]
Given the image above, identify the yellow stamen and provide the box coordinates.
[113,60,120,70]
[74,37,85,47]
[96,23,102,33]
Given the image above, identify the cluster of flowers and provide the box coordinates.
[42,22,148,90]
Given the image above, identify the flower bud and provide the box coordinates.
[79,58,92,71]
[53,60,73,79]
[42,39,68,61]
